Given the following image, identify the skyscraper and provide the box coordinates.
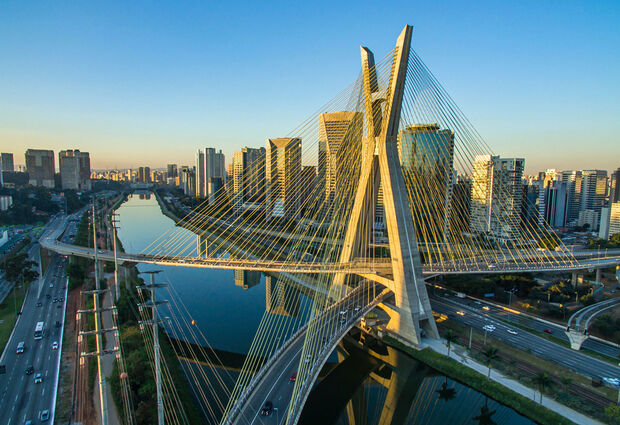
[609,167,620,204]
[232,147,265,215]
[59,150,91,191]
[1,153,14,172]
[195,149,205,198]
[560,170,583,224]
[138,166,151,183]
[471,155,525,241]
[205,148,226,203]
[580,169,607,215]
[265,138,302,220]
[398,124,455,241]
[318,111,363,216]
[25,149,55,188]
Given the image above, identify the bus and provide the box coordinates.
[34,321,44,340]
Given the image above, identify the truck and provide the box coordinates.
[455,292,466,299]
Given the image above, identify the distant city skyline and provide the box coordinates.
[1,1,619,172]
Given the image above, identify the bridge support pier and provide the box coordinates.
[595,268,602,285]
[565,329,588,350]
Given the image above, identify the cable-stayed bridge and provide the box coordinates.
[41,25,620,425]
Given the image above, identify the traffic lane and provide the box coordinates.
[237,289,370,424]
[0,255,64,424]
[243,289,371,425]
[432,293,620,359]
[432,299,620,379]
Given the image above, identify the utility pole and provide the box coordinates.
[77,200,112,425]
[469,326,473,349]
[138,270,167,425]
[112,213,120,301]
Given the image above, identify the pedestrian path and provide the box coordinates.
[424,338,604,425]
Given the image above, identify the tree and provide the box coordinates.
[0,253,38,284]
[605,403,620,424]
[445,329,458,357]
[532,372,552,403]
[482,346,498,380]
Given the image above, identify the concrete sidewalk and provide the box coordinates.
[424,338,604,425]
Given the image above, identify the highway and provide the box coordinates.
[0,214,78,424]
[430,291,620,358]
[430,294,620,380]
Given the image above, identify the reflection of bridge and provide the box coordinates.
[41,25,620,425]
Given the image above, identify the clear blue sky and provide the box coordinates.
[1,0,619,173]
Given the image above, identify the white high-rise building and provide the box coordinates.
[195,149,205,198]
[471,155,524,242]
[265,138,302,220]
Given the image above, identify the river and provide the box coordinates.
[116,193,534,425]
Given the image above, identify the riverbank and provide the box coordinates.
[382,334,603,425]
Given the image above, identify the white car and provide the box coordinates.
[507,329,518,335]
[603,377,620,387]
[52,341,59,350]
[483,325,496,332]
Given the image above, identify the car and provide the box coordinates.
[24,421,32,425]
[289,371,297,382]
[16,341,25,354]
[507,329,518,335]
[35,302,42,307]
[483,325,495,332]
[456,311,465,316]
[55,321,61,328]
[543,329,553,334]
[40,410,50,421]
[260,401,273,416]
[49,283,54,288]
[34,373,43,384]
[52,341,59,350]
[482,306,490,311]
[25,365,34,375]
[603,377,620,387]
[304,355,311,363]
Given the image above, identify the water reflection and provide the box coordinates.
[116,193,534,425]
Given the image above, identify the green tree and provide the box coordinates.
[482,346,498,380]
[560,376,572,392]
[532,372,552,403]
[605,403,620,424]
[1,253,38,284]
[444,329,458,357]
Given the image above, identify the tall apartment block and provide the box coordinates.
[59,149,91,191]
[1,153,14,172]
[398,124,454,242]
[25,149,55,188]
[318,111,363,218]
[580,169,607,215]
[232,147,265,215]
[610,167,620,204]
[195,149,205,198]
[471,155,524,242]
[265,138,302,220]
[205,148,226,203]
[560,170,583,224]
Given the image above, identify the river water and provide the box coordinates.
[116,193,534,425]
